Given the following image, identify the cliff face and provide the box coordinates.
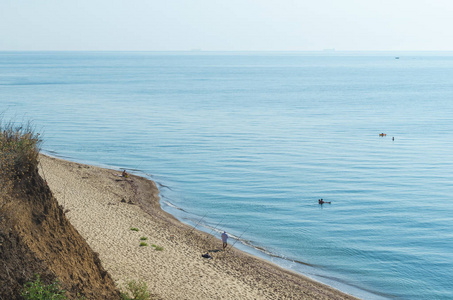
[0,162,121,299]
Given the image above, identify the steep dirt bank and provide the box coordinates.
[0,161,121,299]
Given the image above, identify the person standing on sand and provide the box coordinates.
[221,231,228,250]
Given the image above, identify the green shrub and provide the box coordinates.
[140,237,148,241]
[153,245,164,251]
[139,242,148,247]
[130,227,139,232]
[120,280,151,300]
[21,274,67,300]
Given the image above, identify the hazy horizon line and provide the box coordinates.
[2,49,453,53]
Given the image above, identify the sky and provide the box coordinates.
[1,0,452,51]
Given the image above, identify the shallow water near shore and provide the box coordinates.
[2,51,453,299]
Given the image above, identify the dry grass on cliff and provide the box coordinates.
[0,120,41,197]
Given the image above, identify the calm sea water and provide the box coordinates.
[1,52,453,299]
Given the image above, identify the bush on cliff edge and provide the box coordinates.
[0,119,41,196]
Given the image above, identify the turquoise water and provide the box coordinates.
[2,52,453,299]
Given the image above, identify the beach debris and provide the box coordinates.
[114,170,130,180]
[202,252,212,259]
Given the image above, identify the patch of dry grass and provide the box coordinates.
[0,119,41,197]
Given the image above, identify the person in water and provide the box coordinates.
[221,231,229,250]
[318,199,331,204]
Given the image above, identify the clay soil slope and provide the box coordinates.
[0,162,121,299]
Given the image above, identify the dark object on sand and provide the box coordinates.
[202,253,212,259]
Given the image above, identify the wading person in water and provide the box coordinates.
[221,231,228,250]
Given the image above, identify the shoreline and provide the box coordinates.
[39,153,360,300]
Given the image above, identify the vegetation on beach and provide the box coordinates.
[130,227,139,232]
[21,275,89,300]
[140,237,148,241]
[139,242,148,247]
[21,275,67,300]
[120,280,151,300]
[151,244,164,251]
[0,120,41,196]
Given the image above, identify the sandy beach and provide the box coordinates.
[38,154,359,300]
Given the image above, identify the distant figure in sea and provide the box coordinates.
[392,137,394,141]
[221,231,229,250]
[318,199,331,205]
